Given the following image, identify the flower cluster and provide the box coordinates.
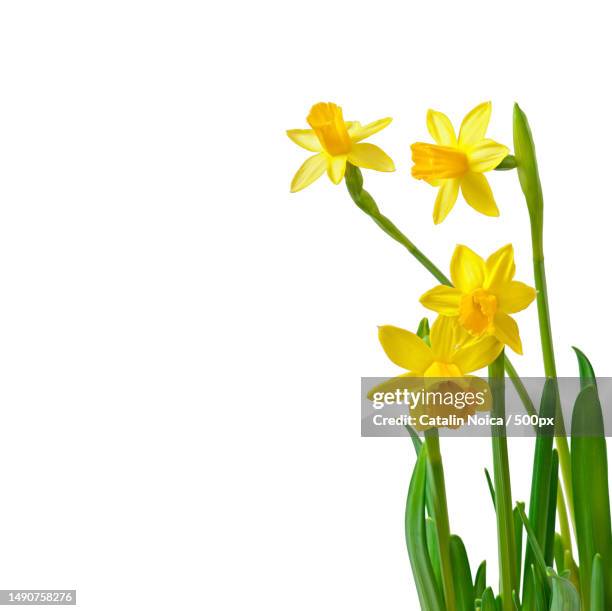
[287,102,537,427]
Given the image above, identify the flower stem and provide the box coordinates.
[424,429,456,611]
[513,103,576,535]
[343,163,536,418]
[489,350,518,611]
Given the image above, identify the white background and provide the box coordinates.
[0,1,610,609]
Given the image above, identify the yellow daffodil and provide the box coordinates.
[369,316,499,430]
[375,315,502,381]
[420,244,537,354]
[411,102,509,224]
[287,102,395,192]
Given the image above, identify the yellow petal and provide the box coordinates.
[430,315,460,362]
[467,139,510,173]
[492,311,523,354]
[485,244,516,290]
[497,281,537,313]
[426,110,457,146]
[326,155,347,184]
[432,179,460,224]
[348,143,395,172]
[378,325,433,373]
[367,372,422,400]
[286,129,322,152]
[458,101,492,147]
[450,245,486,292]
[348,117,392,142]
[460,172,499,217]
[290,153,327,192]
[420,285,463,315]
[453,335,504,373]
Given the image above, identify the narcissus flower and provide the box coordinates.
[375,315,502,381]
[287,102,395,192]
[411,102,509,224]
[369,316,500,429]
[420,244,536,354]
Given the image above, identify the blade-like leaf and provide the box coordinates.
[426,517,443,598]
[522,379,557,609]
[573,347,597,390]
[572,384,612,610]
[544,450,559,568]
[480,587,496,611]
[405,445,444,610]
[474,560,487,600]
[450,535,475,611]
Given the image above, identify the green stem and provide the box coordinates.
[489,350,518,611]
[513,103,575,537]
[532,235,576,550]
[343,163,537,418]
[424,430,456,611]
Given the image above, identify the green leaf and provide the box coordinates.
[417,317,430,341]
[522,378,557,608]
[426,517,443,599]
[485,468,496,509]
[480,587,497,611]
[591,554,604,611]
[573,346,597,391]
[514,503,524,596]
[549,571,581,610]
[494,154,517,170]
[553,534,565,575]
[450,535,475,611]
[531,565,547,611]
[571,384,612,610]
[544,450,559,568]
[405,445,444,610]
[474,560,487,600]
[516,503,549,595]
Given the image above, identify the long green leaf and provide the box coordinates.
[450,535,475,611]
[571,384,612,610]
[489,352,518,611]
[514,503,524,596]
[426,517,443,599]
[406,445,444,610]
[523,377,558,607]
[516,503,550,597]
[544,450,559,568]
[474,561,487,601]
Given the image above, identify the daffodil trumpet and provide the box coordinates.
[411,102,509,224]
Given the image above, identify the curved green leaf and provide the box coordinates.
[573,346,597,390]
[474,560,487,601]
[405,445,444,610]
[450,535,474,611]
[571,384,612,610]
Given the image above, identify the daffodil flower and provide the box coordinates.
[375,315,502,381]
[411,102,509,224]
[420,244,536,354]
[369,316,500,429]
[287,102,395,192]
